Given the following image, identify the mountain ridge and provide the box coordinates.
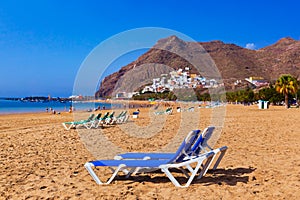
[96,36,300,97]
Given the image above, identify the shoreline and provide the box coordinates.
[0,101,292,116]
[0,99,168,116]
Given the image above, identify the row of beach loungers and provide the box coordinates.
[85,126,228,187]
[176,106,195,112]
[154,106,198,115]
[62,111,129,130]
[62,106,180,130]
[155,106,203,114]
[154,107,173,115]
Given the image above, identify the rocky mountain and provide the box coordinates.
[96,36,300,97]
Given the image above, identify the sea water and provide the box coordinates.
[0,99,113,114]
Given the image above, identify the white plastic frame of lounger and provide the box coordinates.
[62,122,75,130]
[84,152,214,188]
[62,121,91,130]
[198,144,228,172]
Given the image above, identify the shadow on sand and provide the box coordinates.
[111,166,256,186]
[196,167,256,186]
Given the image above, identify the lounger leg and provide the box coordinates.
[84,123,91,129]
[186,165,194,174]
[212,146,228,170]
[120,116,125,123]
[62,123,68,130]
[90,122,96,129]
[85,163,103,184]
[124,115,129,123]
[95,121,102,129]
[177,164,195,179]
[161,167,182,187]
[179,167,190,178]
[113,156,130,175]
[125,168,137,178]
[197,153,214,179]
[84,163,126,184]
[62,123,73,130]
[126,156,151,178]
[117,117,121,123]
[161,158,204,188]
[184,160,203,187]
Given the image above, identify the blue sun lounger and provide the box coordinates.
[116,126,228,173]
[84,130,215,187]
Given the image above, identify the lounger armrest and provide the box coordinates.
[160,152,214,169]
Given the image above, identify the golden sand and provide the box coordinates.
[0,104,299,199]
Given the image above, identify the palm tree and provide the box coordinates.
[275,74,298,108]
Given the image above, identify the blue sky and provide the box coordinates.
[0,0,299,97]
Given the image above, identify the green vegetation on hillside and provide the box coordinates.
[132,77,300,106]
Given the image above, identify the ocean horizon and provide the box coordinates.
[0,99,114,114]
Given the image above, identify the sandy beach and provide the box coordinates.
[0,104,299,199]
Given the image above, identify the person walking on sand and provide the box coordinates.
[69,106,73,113]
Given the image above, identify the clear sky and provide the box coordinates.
[0,0,299,97]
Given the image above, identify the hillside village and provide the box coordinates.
[141,68,219,94]
[115,67,270,99]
